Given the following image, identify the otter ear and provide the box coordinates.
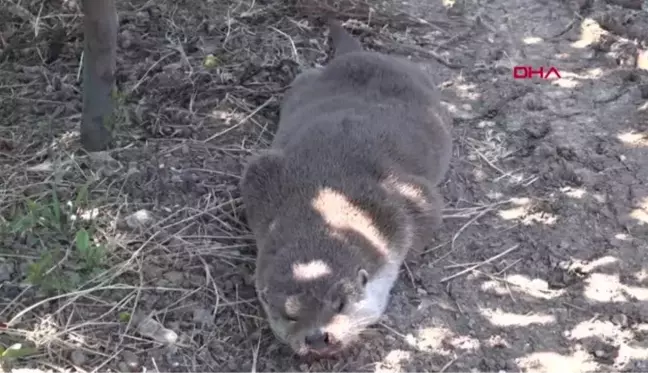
[240,149,285,235]
[240,149,284,196]
[357,268,369,288]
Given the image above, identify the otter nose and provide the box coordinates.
[304,329,332,350]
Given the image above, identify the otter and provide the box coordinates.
[240,18,452,357]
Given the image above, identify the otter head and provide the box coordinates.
[256,251,371,357]
[241,150,401,357]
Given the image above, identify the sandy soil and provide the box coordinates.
[0,0,647,372]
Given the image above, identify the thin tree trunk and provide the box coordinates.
[80,0,118,152]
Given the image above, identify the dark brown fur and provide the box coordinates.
[240,19,452,355]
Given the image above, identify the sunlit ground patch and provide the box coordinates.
[375,349,412,373]
[584,273,648,302]
[392,324,481,358]
[497,197,557,225]
[517,350,598,373]
[498,197,531,220]
[569,319,632,340]
[522,36,543,45]
[570,255,619,273]
[479,308,555,327]
[560,186,587,199]
[572,18,606,49]
[569,319,648,368]
[617,131,648,147]
[481,274,565,299]
[552,73,581,89]
[455,83,481,100]
[629,197,648,225]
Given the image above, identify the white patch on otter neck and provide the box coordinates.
[292,260,332,281]
[321,258,402,346]
[348,222,412,331]
[321,221,412,346]
[362,258,402,321]
[311,187,390,256]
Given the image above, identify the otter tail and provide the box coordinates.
[327,18,362,57]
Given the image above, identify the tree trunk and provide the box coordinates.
[80,0,118,152]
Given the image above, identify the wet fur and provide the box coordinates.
[240,18,452,354]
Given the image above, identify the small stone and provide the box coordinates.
[117,362,129,372]
[124,209,155,230]
[0,262,13,282]
[446,103,475,120]
[120,30,133,49]
[134,313,179,345]
[121,350,140,370]
[525,121,550,139]
[165,351,181,367]
[163,271,184,284]
[523,95,546,111]
[193,308,213,325]
[70,350,87,365]
[611,313,628,327]
[505,118,523,131]
[533,143,556,158]
[127,161,139,175]
[477,120,496,128]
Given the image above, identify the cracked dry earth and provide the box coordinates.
[339,0,648,372]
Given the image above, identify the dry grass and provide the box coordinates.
[0,0,453,371]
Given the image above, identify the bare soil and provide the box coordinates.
[1,0,647,372]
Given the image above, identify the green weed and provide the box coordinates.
[3,184,109,295]
[0,343,38,370]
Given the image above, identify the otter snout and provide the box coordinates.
[304,328,341,355]
[304,328,339,351]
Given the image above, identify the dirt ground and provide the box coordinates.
[1,0,648,371]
